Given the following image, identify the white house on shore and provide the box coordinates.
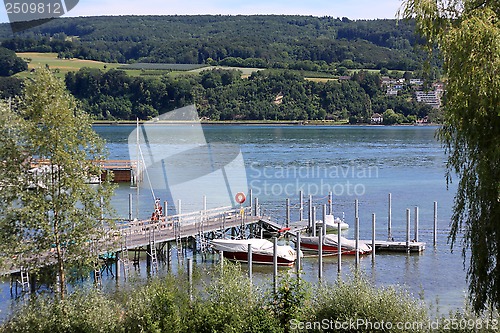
[371,113,383,124]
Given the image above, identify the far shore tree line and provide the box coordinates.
[0,64,437,123]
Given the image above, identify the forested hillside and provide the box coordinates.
[64,67,433,123]
[0,16,423,71]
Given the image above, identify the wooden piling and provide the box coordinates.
[312,206,317,237]
[249,189,253,213]
[322,204,327,231]
[254,198,259,217]
[299,190,304,221]
[337,223,342,273]
[434,201,438,246]
[273,237,278,294]
[414,206,419,242]
[164,200,168,217]
[406,208,411,251]
[115,251,121,279]
[318,227,323,282]
[286,198,290,229]
[308,195,313,231]
[187,258,193,302]
[220,251,224,271]
[388,193,392,240]
[248,244,253,284]
[296,232,301,279]
[328,191,333,215]
[128,193,133,222]
[371,213,376,263]
[355,216,359,268]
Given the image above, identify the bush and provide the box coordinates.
[1,290,122,333]
[311,274,428,332]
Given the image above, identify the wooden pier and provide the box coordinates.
[30,159,143,184]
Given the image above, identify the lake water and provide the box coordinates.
[0,125,467,321]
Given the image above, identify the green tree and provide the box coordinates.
[400,0,500,312]
[0,47,27,76]
[0,69,115,298]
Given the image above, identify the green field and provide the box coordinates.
[14,52,387,81]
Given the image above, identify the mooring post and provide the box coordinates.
[164,201,168,218]
[254,198,259,216]
[146,244,151,271]
[388,193,392,240]
[187,258,193,302]
[337,223,342,273]
[286,198,290,229]
[308,195,313,231]
[434,201,438,246]
[328,191,333,215]
[355,216,360,269]
[414,206,419,242]
[318,226,323,282]
[248,244,253,285]
[167,242,171,268]
[371,213,376,263]
[128,193,133,222]
[296,232,301,279]
[273,237,278,294]
[249,189,253,213]
[406,208,411,252]
[322,204,327,231]
[220,251,224,271]
[178,199,182,216]
[299,190,304,221]
[355,199,359,219]
[312,206,317,237]
[115,251,121,279]
[203,195,207,213]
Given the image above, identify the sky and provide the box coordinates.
[0,0,403,24]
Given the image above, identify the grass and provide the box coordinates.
[16,52,121,78]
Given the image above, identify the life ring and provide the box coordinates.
[235,192,246,204]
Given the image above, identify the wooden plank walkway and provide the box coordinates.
[120,206,261,250]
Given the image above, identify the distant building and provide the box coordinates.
[371,113,383,124]
[415,91,441,108]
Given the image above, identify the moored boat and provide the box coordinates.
[210,238,300,266]
[299,234,371,255]
[315,214,349,232]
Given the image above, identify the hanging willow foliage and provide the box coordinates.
[400,0,500,313]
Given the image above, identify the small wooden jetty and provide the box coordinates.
[30,159,143,184]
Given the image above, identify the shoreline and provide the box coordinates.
[92,120,439,126]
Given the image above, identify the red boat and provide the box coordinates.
[299,234,372,255]
[210,238,300,266]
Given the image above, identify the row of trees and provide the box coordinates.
[0,16,424,71]
[64,67,434,122]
